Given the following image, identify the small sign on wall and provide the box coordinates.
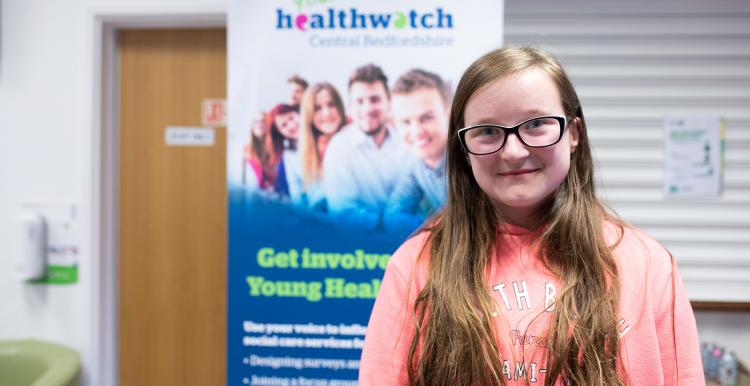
[664,116,724,198]
[202,98,227,127]
[165,127,215,146]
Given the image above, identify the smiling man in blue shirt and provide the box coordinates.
[384,69,450,235]
[323,64,409,231]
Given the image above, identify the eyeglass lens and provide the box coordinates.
[464,117,562,154]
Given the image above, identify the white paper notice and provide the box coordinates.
[664,116,724,198]
[165,127,215,146]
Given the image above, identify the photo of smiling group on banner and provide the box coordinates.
[242,64,451,236]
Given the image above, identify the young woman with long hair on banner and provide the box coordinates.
[296,82,347,211]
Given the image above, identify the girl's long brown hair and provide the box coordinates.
[408,46,624,386]
[247,112,279,188]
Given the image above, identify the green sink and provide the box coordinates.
[0,339,80,386]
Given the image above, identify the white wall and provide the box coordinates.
[0,1,225,385]
[0,2,747,386]
[1,1,95,384]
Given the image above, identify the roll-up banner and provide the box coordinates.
[228,1,503,384]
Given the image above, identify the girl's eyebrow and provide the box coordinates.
[465,110,558,126]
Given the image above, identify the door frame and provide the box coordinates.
[91,7,226,386]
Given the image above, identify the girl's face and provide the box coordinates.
[275,111,299,139]
[312,88,342,135]
[463,69,579,224]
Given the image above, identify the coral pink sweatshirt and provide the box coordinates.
[359,222,705,385]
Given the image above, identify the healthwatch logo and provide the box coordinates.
[276,8,454,31]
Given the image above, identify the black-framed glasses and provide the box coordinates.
[457,115,568,155]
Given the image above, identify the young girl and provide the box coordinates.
[359,46,704,385]
[294,82,347,211]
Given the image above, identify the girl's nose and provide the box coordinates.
[499,133,530,162]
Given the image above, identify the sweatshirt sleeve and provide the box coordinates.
[359,239,424,386]
[654,256,705,386]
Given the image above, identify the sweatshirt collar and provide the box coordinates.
[496,221,548,236]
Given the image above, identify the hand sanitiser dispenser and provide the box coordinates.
[14,214,47,280]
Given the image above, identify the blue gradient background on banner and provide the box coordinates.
[228,186,408,383]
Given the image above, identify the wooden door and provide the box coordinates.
[118,29,226,386]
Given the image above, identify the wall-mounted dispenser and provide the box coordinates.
[14,214,47,281]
